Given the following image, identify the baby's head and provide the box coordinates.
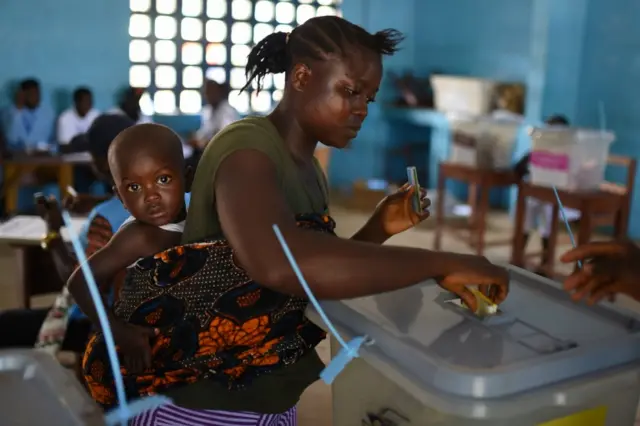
[108,123,187,226]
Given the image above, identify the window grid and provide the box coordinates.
[129,0,342,116]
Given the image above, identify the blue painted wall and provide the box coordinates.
[3,0,640,235]
[332,0,541,202]
[413,0,533,81]
[328,0,419,190]
[574,0,640,237]
[0,0,129,113]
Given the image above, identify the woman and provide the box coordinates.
[82,17,509,425]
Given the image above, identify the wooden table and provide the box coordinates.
[434,162,519,256]
[511,182,628,273]
[0,215,87,308]
[2,152,93,214]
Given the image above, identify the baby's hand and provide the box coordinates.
[110,319,157,374]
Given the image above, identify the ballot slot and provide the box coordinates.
[439,292,578,355]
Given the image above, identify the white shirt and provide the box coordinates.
[195,101,240,148]
[57,108,100,145]
[108,107,153,125]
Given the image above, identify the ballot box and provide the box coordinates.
[307,265,640,425]
[0,349,104,425]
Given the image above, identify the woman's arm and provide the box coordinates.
[350,220,388,244]
[216,150,507,301]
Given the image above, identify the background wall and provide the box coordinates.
[0,0,130,113]
[2,0,640,236]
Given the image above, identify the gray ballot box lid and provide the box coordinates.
[310,265,640,400]
[0,349,104,425]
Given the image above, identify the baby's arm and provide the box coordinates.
[66,222,175,327]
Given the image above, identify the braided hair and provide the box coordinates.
[241,16,404,93]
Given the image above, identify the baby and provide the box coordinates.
[67,123,189,372]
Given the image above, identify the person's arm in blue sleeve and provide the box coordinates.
[6,107,26,151]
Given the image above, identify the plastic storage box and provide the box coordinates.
[308,265,640,425]
[0,349,104,425]
[529,127,615,190]
[449,116,520,169]
[431,75,498,116]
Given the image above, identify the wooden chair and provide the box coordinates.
[513,154,637,276]
[434,162,518,256]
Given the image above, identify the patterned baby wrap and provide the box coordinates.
[82,214,332,408]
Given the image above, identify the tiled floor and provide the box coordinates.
[2,206,640,425]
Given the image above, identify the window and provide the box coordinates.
[129,0,341,115]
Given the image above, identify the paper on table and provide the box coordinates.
[0,216,87,243]
[61,152,92,162]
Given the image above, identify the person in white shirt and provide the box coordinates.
[108,87,152,125]
[57,87,100,147]
[190,80,240,150]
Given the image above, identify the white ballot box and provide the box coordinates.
[0,349,104,425]
[307,265,640,425]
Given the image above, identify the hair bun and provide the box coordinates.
[242,32,289,92]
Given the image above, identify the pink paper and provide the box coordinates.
[531,150,569,171]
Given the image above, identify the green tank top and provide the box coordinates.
[171,116,328,413]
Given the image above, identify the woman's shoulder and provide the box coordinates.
[214,116,280,145]
[202,116,285,164]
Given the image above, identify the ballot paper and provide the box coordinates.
[0,215,87,245]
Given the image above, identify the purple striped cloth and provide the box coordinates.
[130,404,297,426]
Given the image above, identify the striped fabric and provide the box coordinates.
[130,404,297,426]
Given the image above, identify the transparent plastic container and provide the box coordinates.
[431,76,498,116]
[308,265,640,425]
[529,127,615,190]
[0,350,104,425]
[449,116,520,169]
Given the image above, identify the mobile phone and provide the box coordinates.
[406,166,421,213]
[66,186,78,198]
[33,192,47,206]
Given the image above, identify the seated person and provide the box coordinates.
[514,114,580,272]
[190,80,240,150]
[0,114,135,355]
[57,87,100,152]
[5,78,55,153]
[109,87,152,125]
[0,114,6,157]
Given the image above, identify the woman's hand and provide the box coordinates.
[561,241,640,304]
[437,254,510,312]
[366,183,430,240]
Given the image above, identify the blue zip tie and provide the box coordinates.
[62,211,171,425]
[551,186,582,269]
[104,395,172,426]
[272,224,369,384]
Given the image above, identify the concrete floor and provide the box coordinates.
[1,205,639,425]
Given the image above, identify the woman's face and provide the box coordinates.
[295,48,383,149]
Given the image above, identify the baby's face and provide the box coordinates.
[113,152,185,226]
